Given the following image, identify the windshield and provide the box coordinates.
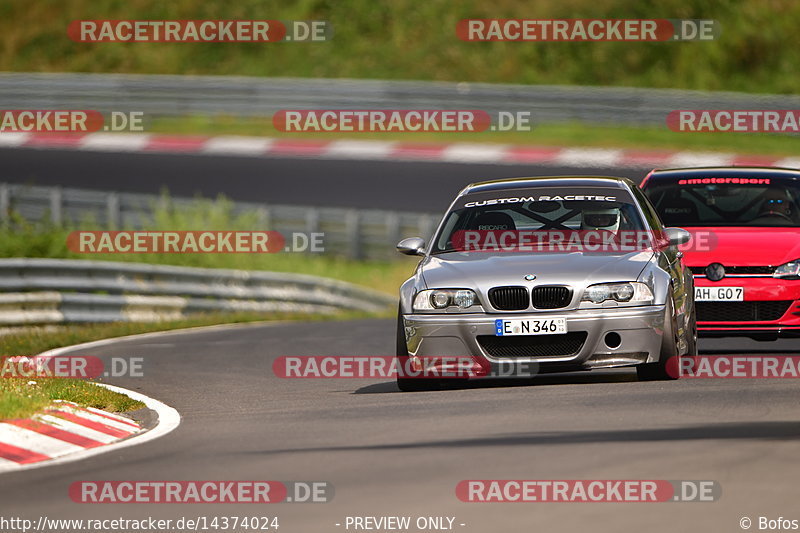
[432,189,646,254]
[644,177,800,227]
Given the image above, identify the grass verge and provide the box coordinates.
[0,379,144,421]
[150,116,800,158]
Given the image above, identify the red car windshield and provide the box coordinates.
[644,178,800,227]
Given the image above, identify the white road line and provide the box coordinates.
[83,406,140,428]
[35,415,118,444]
[49,405,140,433]
[772,157,800,169]
[555,148,623,167]
[324,140,395,159]
[0,132,32,147]
[441,143,510,163]
[0,423,83,456]
[79,133,152,151]
[203,136,273,155]
[667,151,736,168]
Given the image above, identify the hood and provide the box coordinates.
[420,251,653,301]
[683,227,800,267]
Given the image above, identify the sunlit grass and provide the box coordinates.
[150,116,800,157]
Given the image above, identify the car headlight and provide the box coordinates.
[413,289,480,312]
[773,260,800,279]
[580,282,653,306]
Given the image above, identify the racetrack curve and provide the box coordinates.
[1,149,798,532]
[1,319,799,533]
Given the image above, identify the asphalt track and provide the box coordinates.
[1,320,799,532]
[0,147,643,212]
[1,149,798,532]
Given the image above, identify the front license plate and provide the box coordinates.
[495,318,567,336]
[694,286,744,301]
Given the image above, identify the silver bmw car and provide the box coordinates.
[396,176,697,391]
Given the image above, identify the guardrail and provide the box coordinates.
[1,72,799,126]
[0,182,439,261]
[0,258,395,324]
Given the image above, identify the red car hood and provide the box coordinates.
[683,227,800,267]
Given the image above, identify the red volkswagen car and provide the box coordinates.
[641,167,800,340]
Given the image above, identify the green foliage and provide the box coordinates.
[0,193,416,294]
[0,377,144,419]
[1,0,797,93]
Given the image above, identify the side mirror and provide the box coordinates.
[396,237,426,256]
[664,227,691,247]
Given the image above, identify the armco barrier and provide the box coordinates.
[0,258,395,324]
[1,72,799,126]
[0,182,439,261]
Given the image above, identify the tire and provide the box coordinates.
[684,302,698,357]
[395,306,441,392]
[637,296,681,381]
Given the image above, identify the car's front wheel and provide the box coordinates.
[637,296,681,381]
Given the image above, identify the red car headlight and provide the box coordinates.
[773,260,800,280]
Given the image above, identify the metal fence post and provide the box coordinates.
[257,206,271,230]
[49,187,62,226]
[106,193,120,229]
[0,183,9,226]
[385,212,400,260]
[345,210,361,260]
[417,214,435,242]
[156,195,169,217]
[305,209,320,255]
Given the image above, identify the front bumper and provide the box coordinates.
[694,277,800,337]
[402,305,665,375]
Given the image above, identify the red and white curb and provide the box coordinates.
[0,132,797,169]
[0,400,141,467]
[0,384,179,473]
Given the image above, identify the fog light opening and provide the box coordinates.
[604,332,622,349]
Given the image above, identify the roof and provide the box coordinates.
[462,176,633,195]
[647,167,800,181]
